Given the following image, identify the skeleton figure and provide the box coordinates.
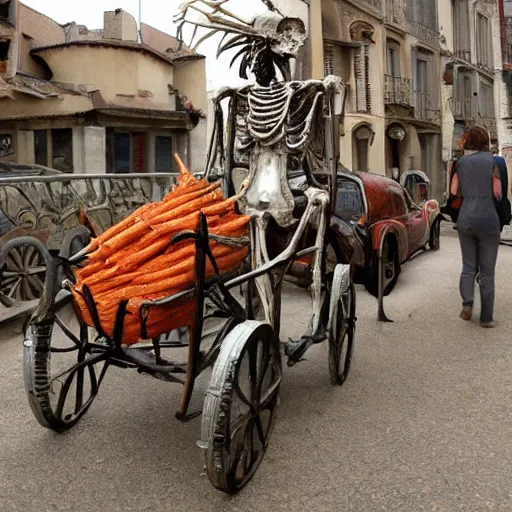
[176,1,346,358]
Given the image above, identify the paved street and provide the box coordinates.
[2,233,512,511]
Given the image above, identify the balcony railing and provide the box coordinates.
[385,75,413,106]
[451,99,474,119]
[414,91,440,123]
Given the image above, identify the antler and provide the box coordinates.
[261,0,283,16]
[175,0,260,50]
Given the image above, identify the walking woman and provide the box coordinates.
[450,125,502,328]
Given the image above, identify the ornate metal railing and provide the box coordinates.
[408,21,439,49]
[384,75,413,106]
[0,173,179,250]
[414,91,440,124]
[450,99,474,119]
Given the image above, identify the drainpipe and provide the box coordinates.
[498,0,506,65]
[309,0,324,79]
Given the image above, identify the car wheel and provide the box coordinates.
[365,238,400,298]
[429,217,441,251]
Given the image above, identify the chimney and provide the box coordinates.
[103,9,137,42]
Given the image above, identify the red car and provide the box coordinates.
[289,171,441,314]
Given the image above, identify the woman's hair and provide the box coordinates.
[460,125,490,152]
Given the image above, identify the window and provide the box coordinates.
[353,124,373,172]
[479,80,494,118]
[476,13,492,68]
[453,0,471,61]
[413,48,437,121]
[0,1,13,22]
[0,40,10,61]
[454,69,473,118]
[51,129,73,173]
[106,130,148,174]
[387,40,401,77]
[113,133,130,173]
[155,136,172,173]
[34,130,48,166]
[335,178,364,222]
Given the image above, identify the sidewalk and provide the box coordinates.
[441,221,512,244]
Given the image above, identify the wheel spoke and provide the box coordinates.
[254,415,266,448]
[2,271,21,278]
[259,376,282,410]
[26,266,46,276]
[23,245,36,268]
[7,278,22,299]
[7,249,23,271]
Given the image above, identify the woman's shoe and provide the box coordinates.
[459,306,473,321]
[480,321,495,328]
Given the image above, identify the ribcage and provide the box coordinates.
[247,82,291,144]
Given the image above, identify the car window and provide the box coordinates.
[402,186,420,212]
[335,178,364,222]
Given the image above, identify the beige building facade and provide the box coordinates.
[274,0,502,202]
[278,0,445,200]
[0,2,207,174]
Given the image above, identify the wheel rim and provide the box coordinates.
[226,334,281,488]
[329,284,355,386]
[1,244,46,301]
[204,323,282,493]
[24,298,107,431]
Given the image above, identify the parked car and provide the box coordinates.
[289,170,441,301]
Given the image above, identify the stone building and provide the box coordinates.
[438,0,499,166]
[497,0,512,171]
[272,0,502,202]
[279,0,444,200]
[0,1,207,174]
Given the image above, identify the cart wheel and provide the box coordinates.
[328,264,356,386]
[0,237,50,302]
[201,321,282,494]
[23,295,107,432]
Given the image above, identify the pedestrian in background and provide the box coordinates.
[450,126,502,328]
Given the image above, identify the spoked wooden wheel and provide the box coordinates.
[0,237,49,302]
[23,295,107,432]
[201,321,282,494]
[328,265,356,386]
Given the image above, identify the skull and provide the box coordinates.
[253,12,306,57]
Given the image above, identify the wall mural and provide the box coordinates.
[0,175,178,249]
[0,134,14,158]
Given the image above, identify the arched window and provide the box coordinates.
[353,123,374,172]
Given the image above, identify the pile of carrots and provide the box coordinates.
[71,154,250,345]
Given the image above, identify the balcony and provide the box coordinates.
[414,92,440,124]
[451,99,475,119]
[385,75,413,106]
[449,98,497,135]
